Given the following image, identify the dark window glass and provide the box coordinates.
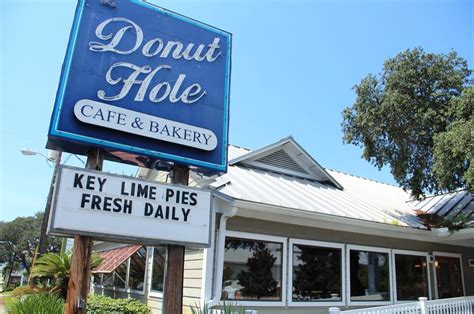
[292,244,342,302]
[222,237,282,301]
[114,261,127,289]
[103,273,113,287]
[350,250,390,302]
[128,247,147,291]
[436,256,464,299]
[151,246,167,292]
[395,254,429,300]
[92,274,103,286]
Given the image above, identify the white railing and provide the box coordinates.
[329,296,474,314]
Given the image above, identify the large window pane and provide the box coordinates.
[103,273,113,288]
[114,261,127,289]
[395,254,429,300]
[151,246,167,292]
[222,237,283,301]
[92,274,103,286]
[350,250,390,302]
[128,247,147,291]
[292,244,342,302]
[436,256,464,299]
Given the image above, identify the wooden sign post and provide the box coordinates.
[66,149,103,314]
[163,164,189,314]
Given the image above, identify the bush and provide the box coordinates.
[10,286,39,298]
[87,294,151,314]
[8,293,65,314]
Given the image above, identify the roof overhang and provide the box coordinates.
[218,197,473,247]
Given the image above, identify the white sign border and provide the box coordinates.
[47,165,213,248]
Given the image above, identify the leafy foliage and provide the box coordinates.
[31,251,102,299]
[236,243,277,300]
[9,285,50,298]
[8,293,65,314]
[433,86,474,192]
[342,48,472,198]
[293,247,340,300]
[0,212,61,282]
[87,294,151,314]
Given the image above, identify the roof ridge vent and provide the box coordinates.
[255,149,309,175]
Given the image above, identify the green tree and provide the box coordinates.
[293,248,340,299]
[342,48,472,198]
[0,212,60,281]
[433,86,474,192]
[237,243,277,300]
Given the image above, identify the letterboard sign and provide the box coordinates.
[48,166,212,247]
[47,0,231,172]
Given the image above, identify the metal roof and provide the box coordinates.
[93,245,141,273]
[139,138,471,230]
[408,190,473,226]
[210,164,425,228]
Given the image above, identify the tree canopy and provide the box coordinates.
[342,48,473,198]
[0,212,60,277]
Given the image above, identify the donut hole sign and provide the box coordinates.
[47,0,231,172]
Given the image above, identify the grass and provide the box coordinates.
[3,292,18,310]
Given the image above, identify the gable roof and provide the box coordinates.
[229,136,343,189]
[137,137,434,229]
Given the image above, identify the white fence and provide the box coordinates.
[329,296,474,314]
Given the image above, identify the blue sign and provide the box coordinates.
[47,0,231,172]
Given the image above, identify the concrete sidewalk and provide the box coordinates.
[0,293,5,314]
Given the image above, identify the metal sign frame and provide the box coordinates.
[48,165,213,248]
[47,0,232,172]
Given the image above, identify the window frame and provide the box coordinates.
[432,252,465,299]
[288,238,345,307]
[98,247,148,295]
[220,230,287,307]
[126,246,148,294]
[391,249,431,303]
[346,244,393,307]
[149,246,167,298]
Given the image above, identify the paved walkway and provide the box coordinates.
[0,293,5,314]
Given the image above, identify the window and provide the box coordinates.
[347,245,391,305]
[151,246,167,293]
[221,231,286,305]
[96,245,149,293]
[434,253,464,299]
[128,247,147,291]
[113,260,127,289]
[289,239,344,306]
[102,272,113,288]
[393,250,430,301]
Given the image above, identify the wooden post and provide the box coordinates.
[66,149,103,314]
[163,164,189,314]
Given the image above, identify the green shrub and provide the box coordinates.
[87,294,151,314]
[8,293,65,314]
[10,286,39,298]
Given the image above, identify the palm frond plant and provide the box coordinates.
[31,252,102,299]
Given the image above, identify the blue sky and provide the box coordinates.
[1,0,473,221]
